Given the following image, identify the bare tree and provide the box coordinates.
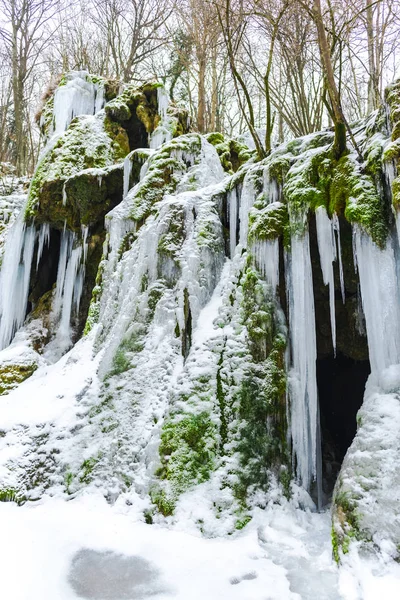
[91,0,172,82]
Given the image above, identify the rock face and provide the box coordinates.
[0,72,399,561]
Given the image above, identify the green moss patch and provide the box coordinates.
[0,362,38,396]
[205,132,252,173]
[158,412,217,496]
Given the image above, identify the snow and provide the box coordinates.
[335,366,400,562]
[0,489,399,599]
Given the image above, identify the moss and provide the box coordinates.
[268,154,291,185]
[334,156,388,247]
[0,488,25,504]
[235,515,252,530]
[283,148,332,225]
[331,488,370,561]
[107,330,145,377]
[26,115,123,230]
[249,200,289,244]
[0,362,38,395]
[103,117,130,158]
[216,353,228,449]
[150,487,175,517]
[233,267,290,501]
[205,132,252,173]
[157,206,185,259]
[147,282,165,320]
[64,471,74,494]
[281,143,389,246]
[105,83,160,134]
[79,454,102,484]
[129,134,202,223]
[158,412,217,496]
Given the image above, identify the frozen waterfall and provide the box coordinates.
[0,216,36,350]
[286,230,318,491]
[353,227,400,376]
[52,71,105,137]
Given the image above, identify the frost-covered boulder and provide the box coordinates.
[332,369,400,562]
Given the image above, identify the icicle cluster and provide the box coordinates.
[53,231,86,341]
[286,230,318,491]
[227,188,238,258]
[353,227,400,376]
[149,87,173,150]
[0,221,51,350]
[52,71,105,137]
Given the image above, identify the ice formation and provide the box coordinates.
[315,206,337,353]
[0,214,36,350]
[227,188,238,258]
[52,71,105,136]
[353,227,400,377]
[286,230,318,491]
[252,239,280,291]
[149,86,173,150]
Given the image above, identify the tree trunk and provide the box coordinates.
[313,0,347,158]
[210,46,218,131]
[197,54,207,132]
[366,0,379,112]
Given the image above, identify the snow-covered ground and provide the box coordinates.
[1,491,399,600]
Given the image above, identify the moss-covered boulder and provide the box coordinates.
[205,132,252,173]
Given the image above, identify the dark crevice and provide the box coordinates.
[182,288,192,360]
[317,353,370,497]
[28,228,61,312]
[121,114,148,151]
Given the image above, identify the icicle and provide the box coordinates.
[157,86,169,120]
[263,169,280,204]
[149,87,172,150]
[383,158,396,194]
[58,244,83,337]
[286,230,318,491]
[140,161,149,181]
[98,175,102,188]
[94,82,105,113]
[315,206,336,354]
[252,239,279,290]
[332,213,345,303]
[228,188,238,258]
[36,223,50,269]
[73,264,85,313]
[0,213,36,350]
[52,71,101,136]
[81,225,89,263]
[123,155,133,198]
[62,182,67,206]
[53,231,74,319]
[238,178,256,247]
[353,226,400,376]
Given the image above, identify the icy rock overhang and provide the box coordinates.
[0,75,191,354]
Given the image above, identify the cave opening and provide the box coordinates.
[308,213,371,504]
[316,353,370,500]
[27,228,61,313]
